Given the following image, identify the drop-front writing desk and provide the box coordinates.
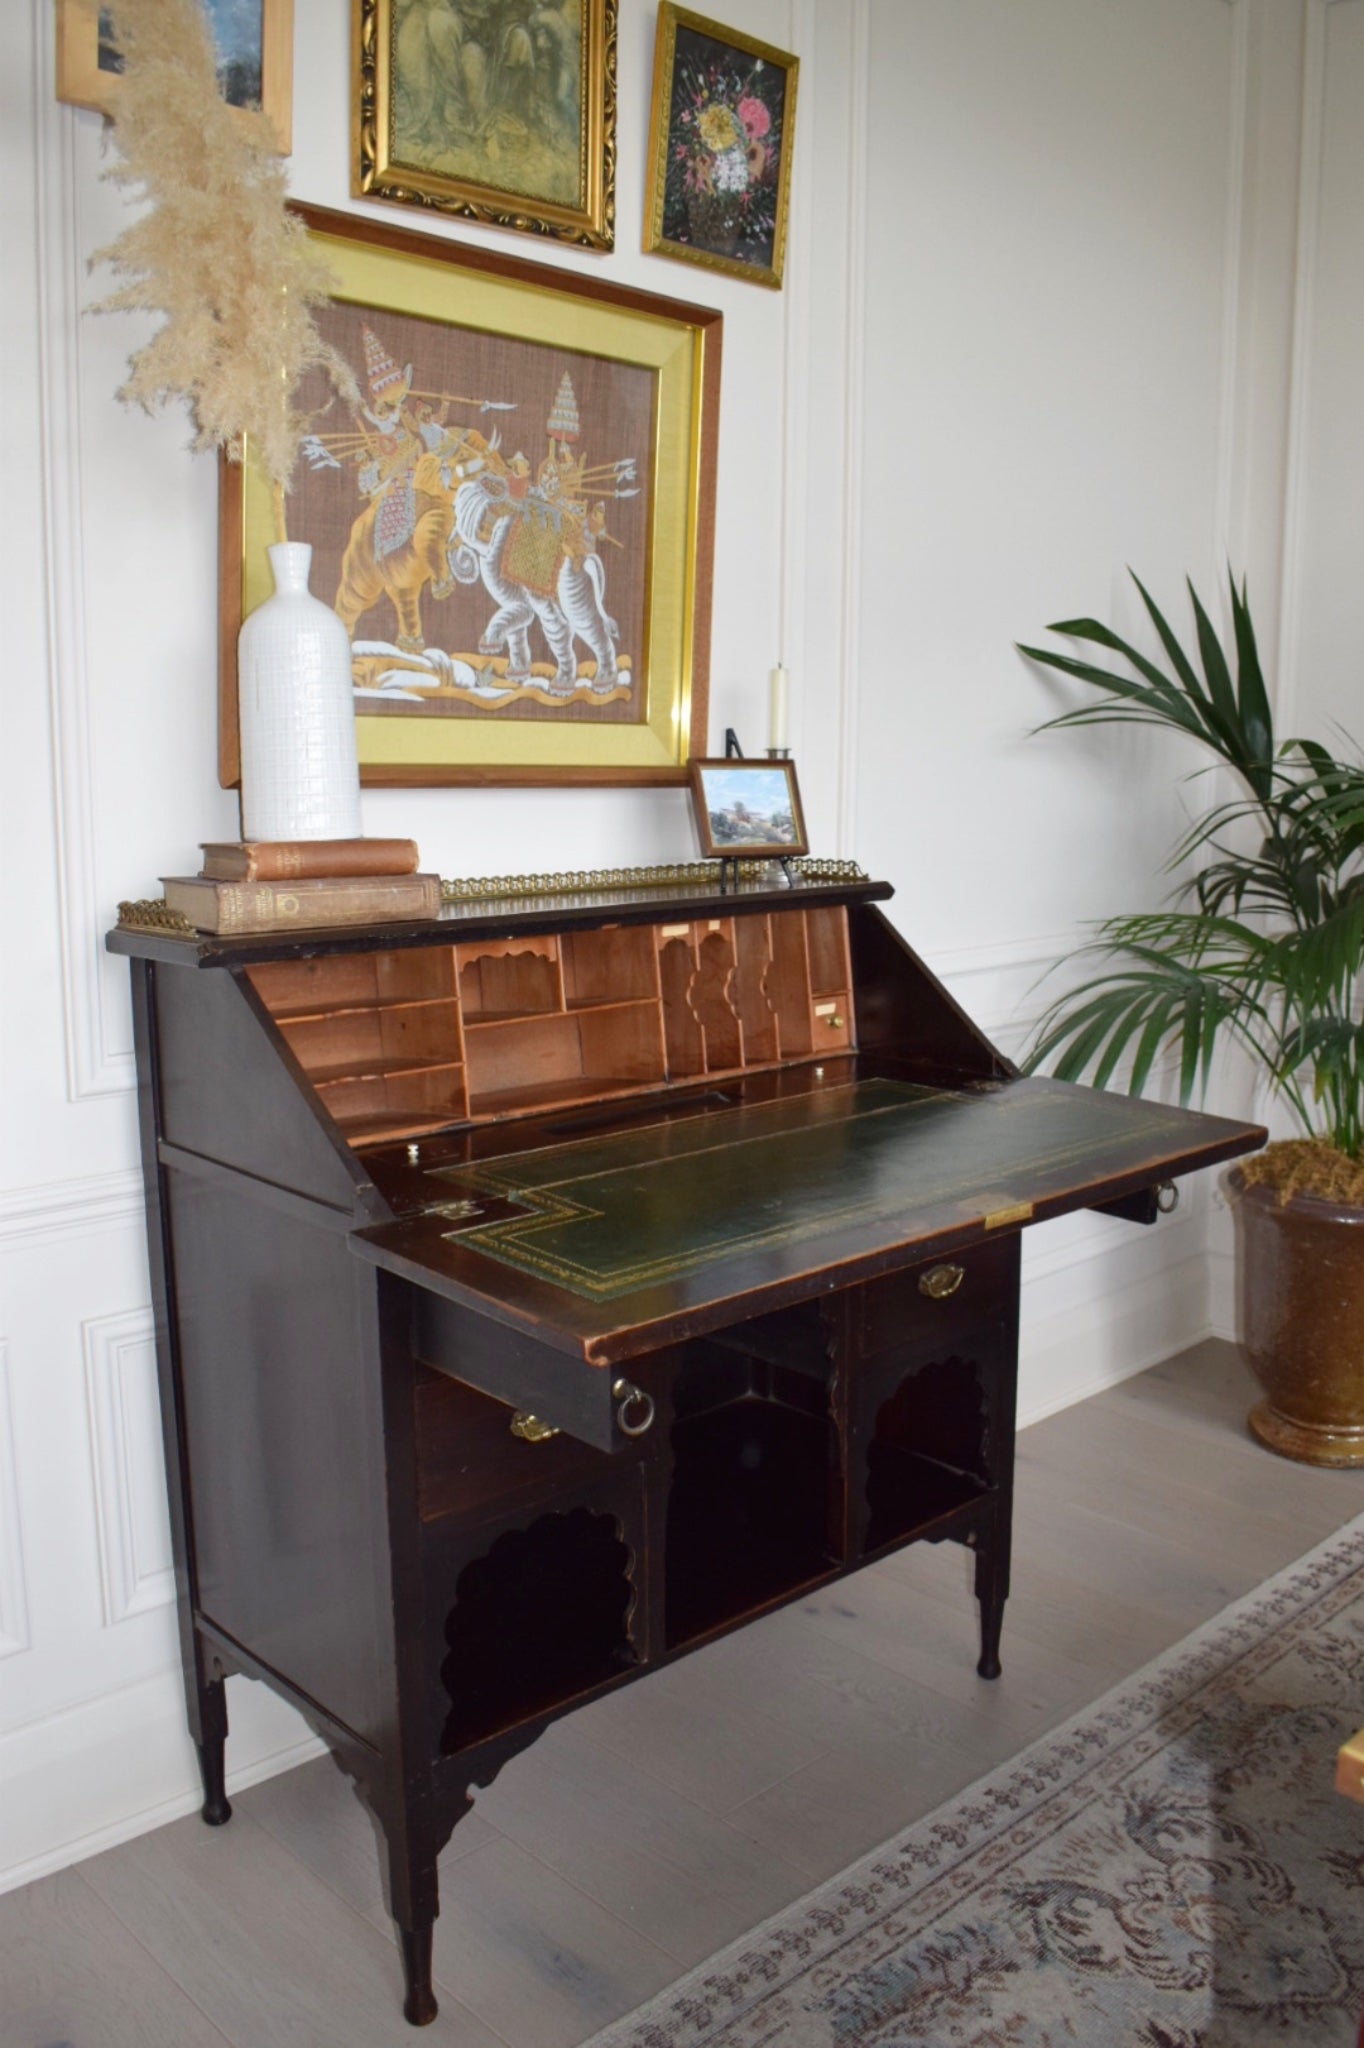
[108,873,1264,2024]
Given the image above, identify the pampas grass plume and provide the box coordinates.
[90,0,356,530]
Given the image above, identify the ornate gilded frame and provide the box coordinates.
[56,0,294,152]
[354,0,616,251]
[644,3,798,290]
[219,204,721,791]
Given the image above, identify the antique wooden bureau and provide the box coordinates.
[108,872,1263,2024]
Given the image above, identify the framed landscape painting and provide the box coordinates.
[689,759,808,858]
[354,0,617,250]
[645,3,798,288]
[56,0,294,150]
[219,206,721,789]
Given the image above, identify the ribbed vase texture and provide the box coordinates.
[238,542,362,841]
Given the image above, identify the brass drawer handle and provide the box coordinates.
[612,1377,655,1437]
[918,1263,965,1301]
[510,1411,560,1444]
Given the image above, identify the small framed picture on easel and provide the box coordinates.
[689,757,808,860]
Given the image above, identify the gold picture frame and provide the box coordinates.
[644,3,798,290]
[219,204,721,791]
[56,0,294,152]
[354,0,616,251]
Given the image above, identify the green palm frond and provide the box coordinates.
[1290,751,1364,859]
[1020,572,1364,1155]
[1026,913,1275,1106]
[1027,954,1270,1107]
[1017,568,1277,794]
[1193,845,1329,927]
[1260,894,1364,1013]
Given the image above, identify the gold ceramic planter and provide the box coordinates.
[1230,1169,1364,1467]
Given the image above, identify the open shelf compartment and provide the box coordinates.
[664,1340,838,1650]
[436,1504,640,1753]
[861,1353,992,1555]
[246,905,858,1148]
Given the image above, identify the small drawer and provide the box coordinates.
[810,997,852,1051]
[859,1237,1016,1361]
[413,1289,663,1455]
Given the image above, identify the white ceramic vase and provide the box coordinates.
[238,542,362,842]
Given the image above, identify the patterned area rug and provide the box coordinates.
[588,1519,1364,2048]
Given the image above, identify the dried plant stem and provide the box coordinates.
[90,0,356,493]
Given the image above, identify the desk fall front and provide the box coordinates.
[108,874,1264,2025]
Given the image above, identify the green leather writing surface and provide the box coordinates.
[425,1077,1210,1301]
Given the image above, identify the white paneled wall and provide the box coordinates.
[0,0,1352,1890]
[1277,0,1364,741]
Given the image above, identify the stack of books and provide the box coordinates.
[161,839,440,934]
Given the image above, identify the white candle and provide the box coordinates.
[768,664,789,750]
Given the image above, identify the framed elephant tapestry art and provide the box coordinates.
[219,206,720,789]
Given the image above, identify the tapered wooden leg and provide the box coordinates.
[383,1816,450,2027]
[399,1918,438,2027]
[974,1526,1010,1681]
[974,1283,1018,1683]
[194,1674,232,1825]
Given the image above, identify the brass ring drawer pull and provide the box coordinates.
[613,1378,655,1437]
[918,1263,966,1301]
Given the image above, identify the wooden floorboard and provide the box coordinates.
[0,1865,235,2048]
[79,1806,507,2048]
[6,1338,1363,2047]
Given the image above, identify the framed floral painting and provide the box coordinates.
[644,4,798,289]
[219,205,722,789]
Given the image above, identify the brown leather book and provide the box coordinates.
[162,873,442,934]
[199,838,420,881]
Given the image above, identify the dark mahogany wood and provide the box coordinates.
[109,878,1265,2025]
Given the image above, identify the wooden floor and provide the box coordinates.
[8,1339,1364,2048]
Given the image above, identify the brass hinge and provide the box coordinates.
[983,1200,1034,1231]
[510,1411,560,1444]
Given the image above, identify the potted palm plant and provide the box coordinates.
[1019,572,1364,1466]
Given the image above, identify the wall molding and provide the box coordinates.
[1212,0,1250,568]
[3,1727,325,1898]
[0,1344,32,1661]
[778,0,817,744]
[927,929,1075,985]
[1018,1249,1219,1430]
[1272,0,1352,737]
[833,0,870,857]
[0,1169,145,1249]
[82,1309,173,1628]
[1,1663,324,1894]
[33,8,135,1102]
[1023,1182,1201,1285]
